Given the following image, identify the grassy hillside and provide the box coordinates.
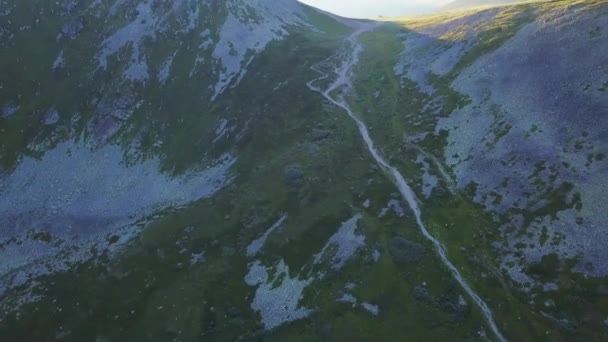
[0,0,606,340]
[347,0,608,340]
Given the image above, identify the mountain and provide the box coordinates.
[1,0,607,341]
[440,0,540,10]
[0,0,355,282]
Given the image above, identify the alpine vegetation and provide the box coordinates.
[0,0,607,341]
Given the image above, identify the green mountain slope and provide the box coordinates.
[0,0,607,341]
[354,0,608,339]
[441,0,540,11]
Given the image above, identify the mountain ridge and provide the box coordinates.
[440,0,542,11]
[0,0,607,340]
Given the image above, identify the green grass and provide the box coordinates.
[343,2,608,340]
[3,0,608,341]
[302,6,352,37]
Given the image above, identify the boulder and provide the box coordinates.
[43,108,60,125]
[284,164,304,190]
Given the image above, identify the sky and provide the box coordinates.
[297,0,452,19]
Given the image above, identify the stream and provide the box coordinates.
[307,26,507,342]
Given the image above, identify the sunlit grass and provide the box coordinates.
[380,0,604,32]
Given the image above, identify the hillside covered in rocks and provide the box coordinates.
[0,0,607,341]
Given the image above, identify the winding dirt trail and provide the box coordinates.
[307,25,507,342]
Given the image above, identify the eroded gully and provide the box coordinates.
[306,25,507,342]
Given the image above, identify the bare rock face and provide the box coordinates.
[1,102,19,118]
[61,20,84,40]
[284,164,305,190]
[439,8,608,277]
[43,108,60,125]
[88,91,140,143]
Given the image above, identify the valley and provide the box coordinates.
[0,0,607,340]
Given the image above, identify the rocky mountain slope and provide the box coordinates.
[0,0,607,341]
[0,0,354,286]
